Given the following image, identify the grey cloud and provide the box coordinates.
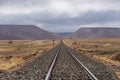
[0,0,120,32]
[32,11,120,25]
[0,0,49,7]
[0,10,120,26]
[0,14,34,24]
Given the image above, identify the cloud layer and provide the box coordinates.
[0,0,120,32]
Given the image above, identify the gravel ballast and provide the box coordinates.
[51,44,91,80]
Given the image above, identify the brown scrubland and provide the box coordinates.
[0,40,59,72]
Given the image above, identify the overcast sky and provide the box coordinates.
[0,0,120,32]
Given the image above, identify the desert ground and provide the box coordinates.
[64,38,120,79]
[0,40,59,72]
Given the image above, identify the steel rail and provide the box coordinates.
[65,46,98,80]
[45,44,61,80]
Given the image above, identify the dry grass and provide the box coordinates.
[0,40,60,72]
[64,38,120,79]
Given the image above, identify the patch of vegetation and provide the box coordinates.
[112,53,120,61]
[98,51,114,55]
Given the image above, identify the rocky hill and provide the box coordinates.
[0,25,60,40]
[67,28,120,39]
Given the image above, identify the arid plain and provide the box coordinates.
[0,40,59,72]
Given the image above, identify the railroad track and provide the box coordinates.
[45,43,61,80]
[45,43,98,80]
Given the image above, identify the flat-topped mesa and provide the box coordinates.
[67,27,120,39]
[0,25,60,40]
